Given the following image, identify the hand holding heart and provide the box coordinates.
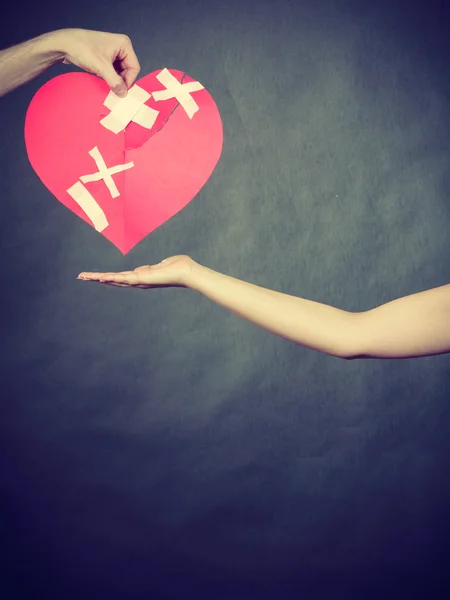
[51,28,141,97]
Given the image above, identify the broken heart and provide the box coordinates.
[24,69,223,254]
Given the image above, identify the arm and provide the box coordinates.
[78,257,450,360]
[189,263,359,359]
[189,264,450,359]
[0,33,63,97]
[0,28,140,98]
[349,282,450,359]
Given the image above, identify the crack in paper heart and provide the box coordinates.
[121,73,187,241]
[148,73,186,139]
[25,69,223,254]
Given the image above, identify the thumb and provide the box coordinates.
[99,62,128,98]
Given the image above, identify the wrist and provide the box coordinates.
[33,30,67,65]
[184,260,207,290]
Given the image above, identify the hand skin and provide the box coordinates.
[0,28,140,98]
[78,256,450,361]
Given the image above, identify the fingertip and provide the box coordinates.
[114,85,127,98]
[123,69,138,89]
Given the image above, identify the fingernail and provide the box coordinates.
[116,87,127,98]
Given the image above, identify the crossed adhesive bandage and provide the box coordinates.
[66,68,204,231]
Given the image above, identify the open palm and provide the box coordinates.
[78,255,195,288]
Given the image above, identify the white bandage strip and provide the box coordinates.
[152,68,204,119]
[79,146,134,199]
[67,181,109,232]
[100,85,159,133]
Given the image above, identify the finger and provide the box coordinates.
[78,271,104,280]
[78,270,132,281]
[100,281,130,288]
[119,64,141,90]
[97,61,128,97]
[102,272,136,284]
[116,38,141,88]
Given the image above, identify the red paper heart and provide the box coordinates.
[24,70,223,254]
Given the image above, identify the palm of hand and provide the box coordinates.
[78,255,194,289]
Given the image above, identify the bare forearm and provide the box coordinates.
[188,263,359,359]
[187,263,450,360]
[0,31,64,97]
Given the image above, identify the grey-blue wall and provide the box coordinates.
[1,1,449,598]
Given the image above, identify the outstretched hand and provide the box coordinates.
[78,255,196,289]
[55,28,141,97]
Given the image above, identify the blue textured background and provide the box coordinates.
[1,0,449,597]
